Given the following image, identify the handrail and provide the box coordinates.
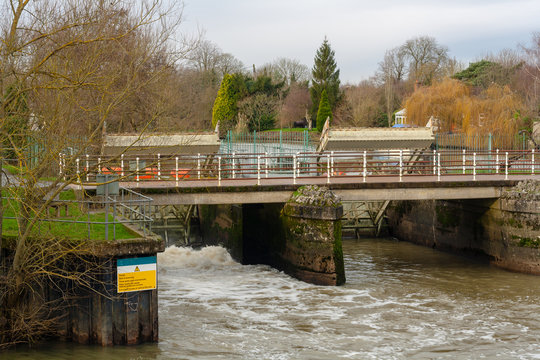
[56,149,538,186]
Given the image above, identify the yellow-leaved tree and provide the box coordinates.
[404,78,525,135]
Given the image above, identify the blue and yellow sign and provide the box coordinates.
[117,256,157,293]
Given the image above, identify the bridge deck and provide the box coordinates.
[78,174,535,205]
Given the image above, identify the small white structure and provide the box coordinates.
[394,109,407,125]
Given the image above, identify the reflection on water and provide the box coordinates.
[3,238,540,359]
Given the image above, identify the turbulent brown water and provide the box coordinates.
[3,238,540,359]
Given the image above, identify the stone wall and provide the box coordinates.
[387,180,540,274]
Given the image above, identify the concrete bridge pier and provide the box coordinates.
[199,185,346,286]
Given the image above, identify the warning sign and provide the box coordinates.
[117,256,157,293]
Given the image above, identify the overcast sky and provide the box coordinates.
[181,0,539,83]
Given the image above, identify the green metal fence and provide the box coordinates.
[434,133,530,152]
[221,130,314,155]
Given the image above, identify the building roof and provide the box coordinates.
[323,127,434,150]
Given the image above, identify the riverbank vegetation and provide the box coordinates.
[0,0,186,348]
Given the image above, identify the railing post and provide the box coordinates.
[462,149,466,175]
[265,152,269,178]
[496,149,499,174]
[257,156,261,186]
[473,152,476,181]
[197,153,201,180]
[399,150,403,182]
[293,154,297,185]
[363,151,367,183]
[121,154,124,177]
[136,157,140,184]
[232,152,236,179]
[175,156,179,187]
[327,154,330,184]
[98,157,101,174]
[86,154,89,182]
[218,156,221,186]
[505,152,508,180]
[331,151,334,175]
[437,152,441,182]
[157,153,161,180]
[532,149,535,175]
[433,150,436,175]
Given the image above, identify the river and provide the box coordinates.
[4,238,540,359]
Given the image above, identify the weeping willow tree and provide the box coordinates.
[404,78,525,134]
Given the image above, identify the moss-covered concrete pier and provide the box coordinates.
[199,185,346,286]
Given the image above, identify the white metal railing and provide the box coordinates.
[58,149,539,187]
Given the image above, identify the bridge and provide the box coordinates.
[66,149,538,204]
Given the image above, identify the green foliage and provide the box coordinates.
[211,73,246,132]
[245,74,285,97]
[310,38,342,126]
[239,93,278,132]
[452,60,520,88]
[316,90,332,132]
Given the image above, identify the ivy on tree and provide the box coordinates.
[310,38,341,127]
[316,89,332,132]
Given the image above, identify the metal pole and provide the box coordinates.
[327,154,330,184]
[175,156,179,186]
[437,152,441,181]
[59,153,63,177]
[363,151,367,183]
[121,154,124,177]
[136,157,140,184]
[157,153,161,180]
[473,152,476,181]
[462,149,466,175]
[218,156,221,186]
[257,156,261,186]
[399,150,403,182]
[98,157,101,174]
[232,152,236,179]
[496,149,499,174]
[197,153,201,179]
[331,151,334,175]
[505,152,508,180]
[76,158,80,179]
[293,154,297,185]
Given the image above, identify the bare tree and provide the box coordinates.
[400,35,449,85]
[0,0,193,347]
[261,58,310,85]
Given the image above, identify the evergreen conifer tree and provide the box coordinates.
[211,73,244,132]
[316,89,332,132]
[310,38,341,127]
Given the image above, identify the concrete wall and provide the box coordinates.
[198,204,243,261]
[387,197,540,274]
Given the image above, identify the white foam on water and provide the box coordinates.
[158,245,238,270]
